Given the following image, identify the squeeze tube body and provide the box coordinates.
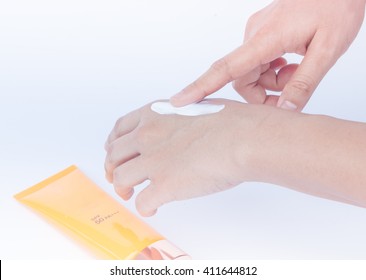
[14,166,189,260]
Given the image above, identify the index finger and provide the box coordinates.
[170,34,281,106]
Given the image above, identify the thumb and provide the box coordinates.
[278,36,338,111]
[135,183,170,217]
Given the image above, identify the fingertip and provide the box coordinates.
[170,89,201,107]
[169,93,187,107]
[114,185,134,201]
[104,162,113,182]
[138,207,158,217]
[135,192,158,217]
[105,172,113,183]
[136,194,157,217]
[278,79,311,112]
[121,189,135,201]
[104,158,113,183]
[270,57,287,71]
[135,184,167,217]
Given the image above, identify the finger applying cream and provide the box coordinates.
[151,100,225,116]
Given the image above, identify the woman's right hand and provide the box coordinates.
[171,0,365,111]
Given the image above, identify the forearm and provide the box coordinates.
[244,107,366,207]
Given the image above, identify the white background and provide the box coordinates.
[1,0,366,259]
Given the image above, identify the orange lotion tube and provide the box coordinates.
[14,166,189,260]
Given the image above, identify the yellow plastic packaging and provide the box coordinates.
[14,165,189,260]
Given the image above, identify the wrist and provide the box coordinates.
[237,105,308,184]
[229,104,281,183]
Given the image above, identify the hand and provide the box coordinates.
[104,99,264,216]
[105,98,366,215]
[170,0,365,111]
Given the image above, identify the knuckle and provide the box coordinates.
[106,143,118,165]
[232,80,240,92]
[232,79,256,101]
[210,58,229,75]
[210,57,234,83]
[104,160,112,176]
[135,125,150,147]
[114,116,125,131]
[113,168,129,188]
[246,12,260,29]
[288,76,314,97]
[112,168,121,182]
[104,155,112,170]
[314,42,337,60]
[135,121,160,147]
[232,80,247,93]
[111,117,125,139]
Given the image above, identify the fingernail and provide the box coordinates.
[280,100,297,111]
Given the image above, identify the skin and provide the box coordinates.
[105,99,366,216]
[105,0,366,216]
[170,0,365,111]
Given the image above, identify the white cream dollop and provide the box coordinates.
[151,101,225,116]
